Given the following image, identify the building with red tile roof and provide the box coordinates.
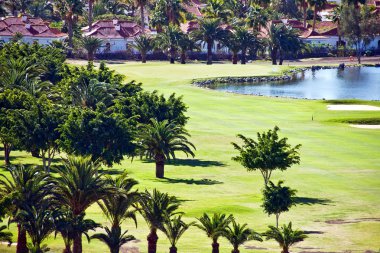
[0,15,67,44]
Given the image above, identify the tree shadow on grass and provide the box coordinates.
[294,197,333,206]
[158,177,223,185]
[166,159,226,167]
[98,169,124,175]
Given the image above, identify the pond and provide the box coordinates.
[212,67,380,100]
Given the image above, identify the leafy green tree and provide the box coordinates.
[232,126,301,186]
[59,106,136,166]
[340,4,379,63]
[162,215,195,253]
[79,36,103,61]
[195,213,234,253]
[131,35,154,63]
[263,222,307,253]
[138,189,181,253]
[52,156,114,253]
[223,220,262,253]
[0,165,51,253]
[137,118,195,178]
[191,18,227,65]
[155,25,183,64]
[262,181,297,227]
[91,227,135,253]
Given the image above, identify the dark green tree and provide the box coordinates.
[262,181,297,227]
[79,36,103,61]
[223,220,262,253]
[162,215,195,253]
[131,35,154,63]
[232,126,301,186]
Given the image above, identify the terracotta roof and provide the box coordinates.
[0,16,66,38]
[180,21,199,33]
[82,20,147,39]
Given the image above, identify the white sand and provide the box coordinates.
[350,124,380,129]
[327,105,380,111]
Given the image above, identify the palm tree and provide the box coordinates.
[88,0,95,31]
[52,155,114,253]
[162,215,195,253]
[191,18,227,65]
[263,222,307,253]
[0,165,51,253]
[137,118,195,178]
[54,0,84,55]
[155,25,183,64]
[223,220,262,253]
[134,0,150,30]
[331,5,343,46]
[79,36,103,61]
[155,0,187,25]
[195,213,234,253]
[307,0,327,32]
[132,35,154,63]
[138,189,181,253]
[0,225,12,246]
[246,5,269,32]
[91,226,135,253]
[202,0,232,22]
[17,203,55,253]
[178,33,198,64]
[234,27,257,64]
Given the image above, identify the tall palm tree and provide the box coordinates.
[223,220,262,253]
[295,0,308,28]
[202,0,232,22]
[134,0,149,30]
[137,118,195,178]
[246,5,269,32]
[52,156,114,253]
[162,215,195,253]
[307,0,327,32]
[191,18,227,65]
[88,0,95,31]
[0,165,51,253]
[132,35,154,63]
[155,25,183,64]
[138,189,181,253]
[54,0,84,55]
[155,0,187,25]
[223,31,241,64]
[91,226,135,253]
[331,5,343,46]
[79,36,103,61]
[0,225,12,246]
[195,213,234,253]
[263,222,307,253]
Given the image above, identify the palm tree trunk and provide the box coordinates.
[170,47,175,64]
[3,142,11,166]
[67,17,74,57]
[312,7,317,32]
[73,234,82,253]
[271,47,278,65]
[281,246,290,253]
[169,246,177,253]
[241,49,247,64]
[140,5,145,33]
[232,52,238,64]
[276,213,280,227]
[181,51,186,64]
[142,52,147,63]
[155,154,165,178]
[212,239,219,253]
[207,40,213,65]
[279,50,284,65]
[16,224,28,253]
[303,5,307,28]
[147,228,158,253]
[231,246,240,253]
[88,0,94,31]
[63,243,72,253]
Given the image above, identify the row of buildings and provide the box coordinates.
[0,0,379,54]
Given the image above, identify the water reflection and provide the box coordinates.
[213,67,380,100]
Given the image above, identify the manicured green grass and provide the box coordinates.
[1,61,380,253]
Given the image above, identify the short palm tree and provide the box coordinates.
[195,213,234,253]
[137,118,195,178]
[263,222,307,253]
[223,220,262,253]
[222,31,240,64]
[91,226,135,253]
[132,35,154,63]
[79,36,103,61]
[162,215,195,253]
[155,25,183,64]
[0,165,51,253]
[52,156,114,253]
[191,18,227,65]
[138,189,182,253]
[234,27,257,64]
[0,225,12,246]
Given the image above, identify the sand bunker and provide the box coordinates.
[327,105,380,111]
[350,124,380,129]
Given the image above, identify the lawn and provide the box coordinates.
[1,61,380,253]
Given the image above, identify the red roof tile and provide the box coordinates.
[83,20,146,39]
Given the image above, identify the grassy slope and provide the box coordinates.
[1,61,380,253]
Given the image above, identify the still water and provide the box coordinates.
[213,67,380,100]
